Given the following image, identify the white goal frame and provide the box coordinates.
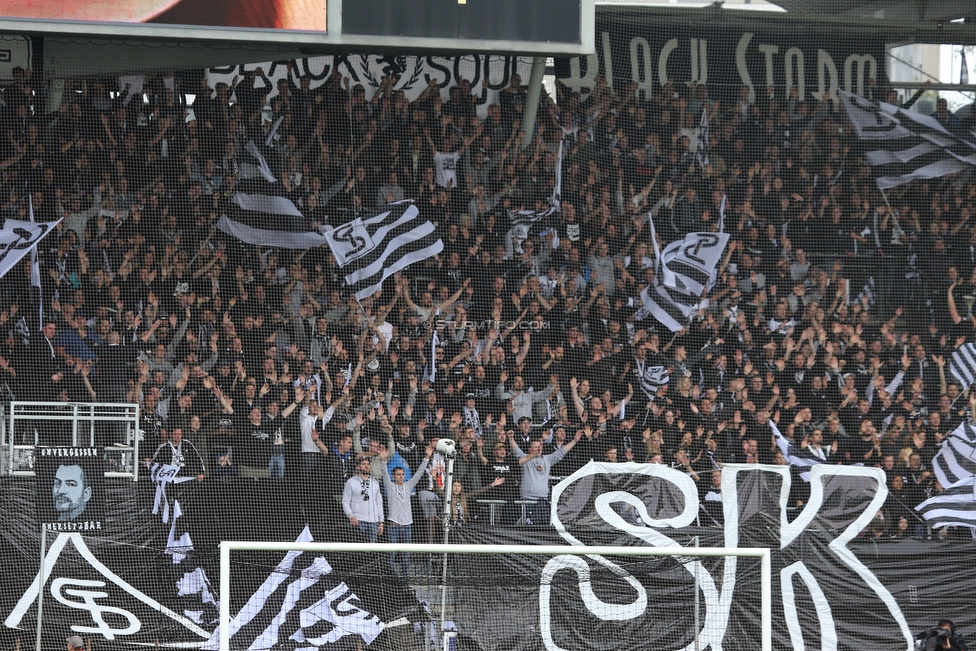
[219,542,771,651]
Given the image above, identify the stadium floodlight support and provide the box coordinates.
[218,542,772,651]
[521,57,549,151]
[436,439,458,637]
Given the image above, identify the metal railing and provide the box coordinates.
[2,402,141,480]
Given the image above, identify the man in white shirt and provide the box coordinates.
[380,441,432,582]
[342,455,384,542]
[297,386,343,482]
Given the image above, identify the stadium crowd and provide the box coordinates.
[0,63,973,540]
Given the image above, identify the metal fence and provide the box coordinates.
[1,402,141,480]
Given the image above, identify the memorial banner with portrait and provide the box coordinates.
[34,447,105,533]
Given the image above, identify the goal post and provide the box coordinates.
[218,542,771,651]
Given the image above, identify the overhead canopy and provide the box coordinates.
[763,0,976,22]
[597,3,976,46]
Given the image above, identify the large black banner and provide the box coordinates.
[0,463,972,650]
[555,15,886,108]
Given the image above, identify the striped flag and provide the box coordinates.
[636,359,669,400]
[949,343,976,391]
[240,140,277,183]
[202,526,397,651]
[505,206,556,258]
[916,478,976,529]
[839,89,976,190]
[228,191,307,231]
[916,420,976,529]
[931,420,976,489]
[326,201,443,300]
[635,220,729,332]
[639,283,699,332]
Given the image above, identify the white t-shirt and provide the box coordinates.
[434,151,461,188]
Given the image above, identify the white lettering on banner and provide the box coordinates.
[758,44,779,90]
[564,53,599,96]
[785,48,806,101]
[4,533,209,641]
[845,54,878,98]
[735,33,755,103]
[629,37,654,102]
[207,56,534,119]
[780,562,837,651]
[816,49,839,107]
[547,465,733,651]
[51,578,141,640]
[658,39,678,87]
[299,584,384,646]
[546,463,914,651]
[559,31,875,107]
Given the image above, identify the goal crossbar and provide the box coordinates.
[218,542,772,651]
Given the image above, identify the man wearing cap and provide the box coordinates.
[474,434,519,524]
[511,415,534,447]
[67,635,85,651]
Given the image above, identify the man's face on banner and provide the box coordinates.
[53,464,92,521]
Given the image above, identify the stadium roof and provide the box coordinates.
[764,0,976,22]
[597,2,976,44]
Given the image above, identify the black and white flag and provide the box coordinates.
[916,420,976,529]
[949,342,976,391]
[636,360,669,400]
[240,140,278,183]
[916,477,976,529]
[839,89,976,190]
[931,420,976,490]
[230,192,308,231]
[506,206,557,258]
[0,218,61,283]
[202,527,388,651]
[217,215,332,249]
[637,221,730,332]
[325,201,443,300]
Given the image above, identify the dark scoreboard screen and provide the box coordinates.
[342,0,582,45]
